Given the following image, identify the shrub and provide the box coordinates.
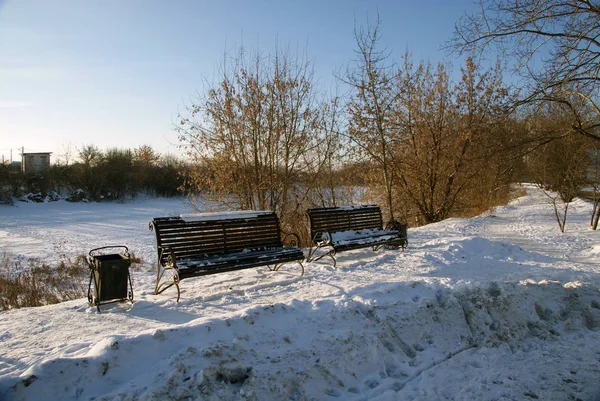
[0,253,88,311]
[0,188,13,205]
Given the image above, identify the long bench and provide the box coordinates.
[306,205,407,267]
[149,211,304,301]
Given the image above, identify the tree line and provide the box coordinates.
[0,144,183,203]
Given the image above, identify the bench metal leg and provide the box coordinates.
[327,250,337,268]
[154,262,181,302]
[297,260,304,276]
[306,245,317,263]
[307,242,337,268]
[272,261,305,276]
[309,249,337,268]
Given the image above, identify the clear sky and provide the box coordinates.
[0,0,477,163]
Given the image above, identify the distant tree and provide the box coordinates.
[48,164,70,196]
[0,162,22,203]
[103,148,133,200]
[58,142,75,166]
[78,144,104,167]
[133,145,160,194]
[133,145,160,166]
[153,154,183,197]
[393,57,457,224]
[74,145,105,200]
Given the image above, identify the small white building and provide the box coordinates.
[21,152,52,174]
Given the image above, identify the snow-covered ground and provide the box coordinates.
[0,185,599,401]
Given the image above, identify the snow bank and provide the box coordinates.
[3,282,599,401]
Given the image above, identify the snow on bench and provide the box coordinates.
[180,210,273,222]
[307,205,407,267]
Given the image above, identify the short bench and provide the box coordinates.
[149,211,304,301]
[306,205,407,267]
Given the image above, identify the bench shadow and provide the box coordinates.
[124,300,200,325]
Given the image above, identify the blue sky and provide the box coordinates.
[0,0,477,163]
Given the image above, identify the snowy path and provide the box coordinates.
[0,185,599,400]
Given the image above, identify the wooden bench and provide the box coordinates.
[149,211,304,301]
[306,205,407,267]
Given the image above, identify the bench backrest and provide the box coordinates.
[307,205,384,243]
[150,211,283,265]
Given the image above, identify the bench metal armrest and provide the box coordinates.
[164,246,178,269]
[385,219,408,238]
[314,231,332,246]
[155,245,181,301]
[281,230,301,248]
[157,246,178,273]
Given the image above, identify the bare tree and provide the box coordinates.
[103,148,133,200]
[177,45,328,234]
[343,16,399,221]
[58,142,75,166]
[75,145,105,200]
[393,55,512,224]
[450,0,600,142]
[525,107,593,232]
[132,145,160,194]
[307,96,352,208]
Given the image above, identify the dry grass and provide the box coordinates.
[0,253,89,311]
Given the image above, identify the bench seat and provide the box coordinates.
[307,205,407,266]
[177,247,305,277]
[328,229,405,251]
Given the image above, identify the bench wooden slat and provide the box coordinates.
[155,224,281,234]
[161,236,282,246]
[158,231,281,244]
[158,234,282,247]
[162,241,284,259]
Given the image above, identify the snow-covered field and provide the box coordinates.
[0,185,599,401]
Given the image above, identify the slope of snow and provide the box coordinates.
[0,185,599,400]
